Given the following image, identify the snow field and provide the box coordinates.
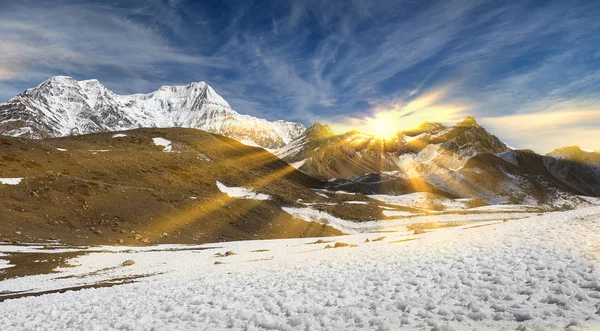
[0,207,599,330]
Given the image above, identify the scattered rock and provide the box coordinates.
[121,260,135,267]
[215,251,236,257]
[326,242,358,248]
[307,239,329,245]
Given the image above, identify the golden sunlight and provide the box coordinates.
[329,85,471,138]
[366,112,400,139]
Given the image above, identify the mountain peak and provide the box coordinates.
[417,121,446,131]
[0,77,305,148]
[456,116,479,128]
[305,122,335,140]
[39,75,79,88]
[549,145,600,165]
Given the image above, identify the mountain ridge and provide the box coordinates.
[276,118,600,207]
[0,76,305,149]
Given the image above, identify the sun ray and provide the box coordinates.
[142,161,299,241]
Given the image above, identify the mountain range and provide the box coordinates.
[0,76,305,149]
[1,76,599,210]
[276,118,600,207]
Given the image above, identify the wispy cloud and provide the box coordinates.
[0,1,221,98]
[0,0,599,152]
[481,99,600,153]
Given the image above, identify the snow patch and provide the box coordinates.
[196,153,212,162]
[0,178,23,185]
[0,258,14,270]
[152,137,172,152]
[216,181,270,200]
[112,133,128,138]
[382,210,414,217]
[289,158,308,170]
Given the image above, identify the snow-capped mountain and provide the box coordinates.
[276,118,600,207]
[0,76,305,149]
[276,117,509,180]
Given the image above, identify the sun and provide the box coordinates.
[365,112,400,140]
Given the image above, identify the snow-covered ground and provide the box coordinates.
[1,207,600,330]
[216,181,271,200]
[152,137,172,152]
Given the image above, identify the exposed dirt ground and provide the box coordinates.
[0,128,360,245]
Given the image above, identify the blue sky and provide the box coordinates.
[1,0,599,152]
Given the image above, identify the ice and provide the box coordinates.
[216,181,270,200]
[56,148,67,152]
[0,178,22,185]
[152,137,172,152]
[1,207,600,330]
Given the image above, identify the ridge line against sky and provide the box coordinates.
[0,0,599,152]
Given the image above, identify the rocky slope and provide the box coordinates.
[277,117,509,180]
[277,118,600,207]
[0,76,305,149]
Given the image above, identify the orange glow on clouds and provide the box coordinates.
[328,84,470,137]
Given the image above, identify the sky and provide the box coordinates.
[0,0,599,152]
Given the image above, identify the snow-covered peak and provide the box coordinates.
[44,75,79,85]
[0,77,305,148]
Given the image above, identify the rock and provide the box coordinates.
[117,239,124,244]
[121,260,135,267]
[215,251,236,258]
